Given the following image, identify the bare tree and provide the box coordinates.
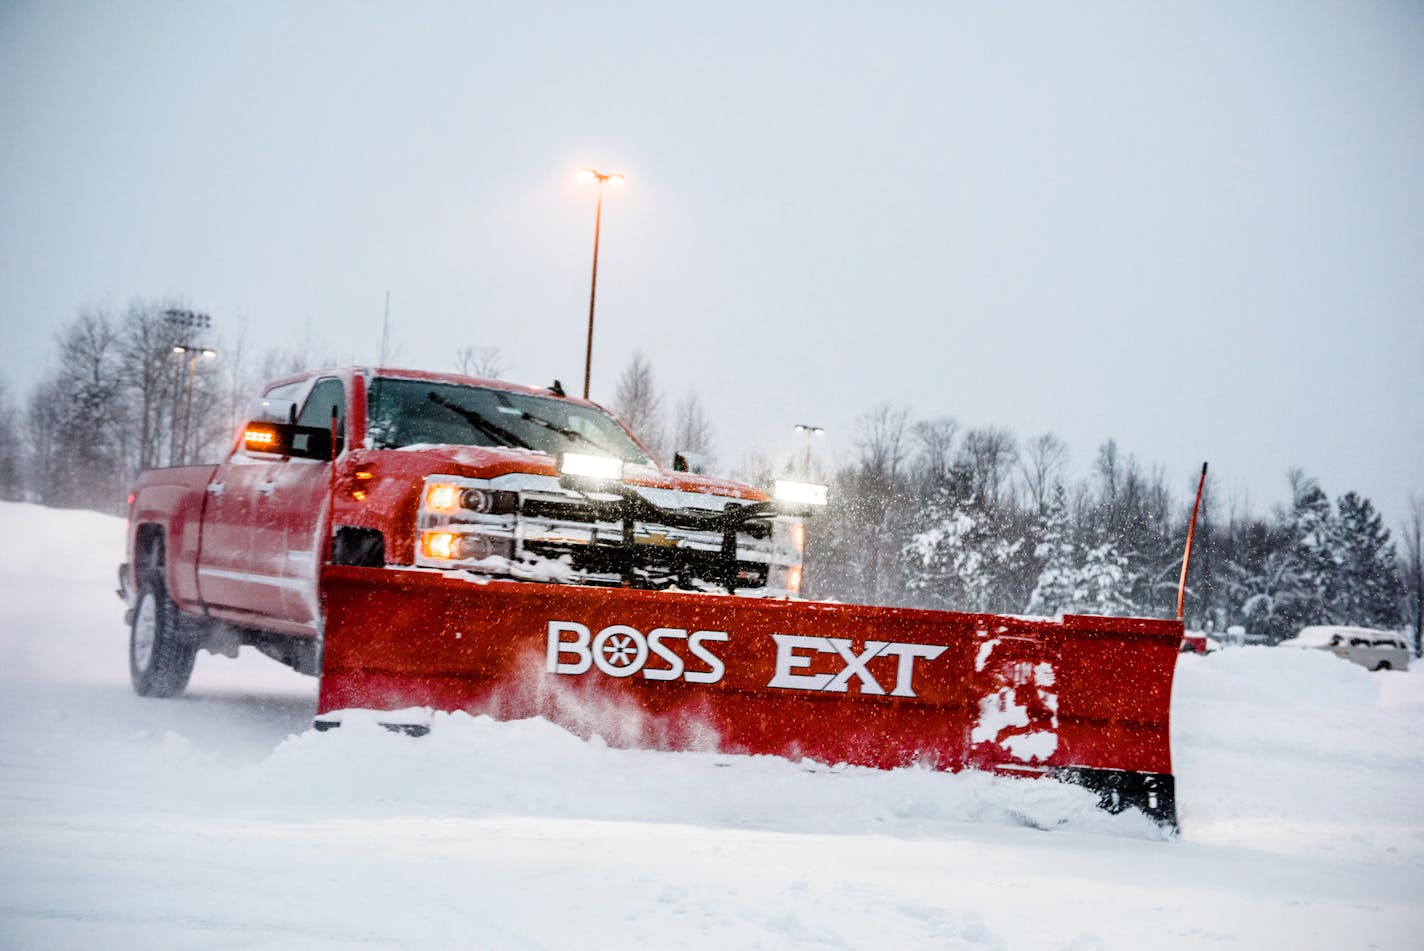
[1017,432,1069,514]
[214,317,252,453]
[958,426,1018,507]
[116,300,195,473]
[670,391,715,467]
[910,416,959,490]
[28,309,127,509]
[842,403,914,605]
[612,350,666,461]
[1095,438,1121,507]
[853,403,911,483]
[730,449,774,490]
[455,345,510,380]
[24,378,64,503]
[0,377,22,500]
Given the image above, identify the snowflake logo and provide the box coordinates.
[600,634,638,667]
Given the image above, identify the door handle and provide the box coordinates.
[256,482,277,496]
[206,482,224,497]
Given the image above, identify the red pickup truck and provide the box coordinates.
[120,367,812,697]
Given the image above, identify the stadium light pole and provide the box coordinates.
[794,424,825,478]
[164,308,216,465]
[173,345,218,465]
[578,167,625,400]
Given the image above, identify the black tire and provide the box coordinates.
[130,546,197,698]
[1375,660,1392,671]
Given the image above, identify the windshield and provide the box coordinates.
[367,378,652,465]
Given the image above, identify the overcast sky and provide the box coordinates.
[1,1,1420,522]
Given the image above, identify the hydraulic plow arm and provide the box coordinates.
[318,565,1182,828]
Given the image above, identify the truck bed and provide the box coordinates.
[126,464,218,612]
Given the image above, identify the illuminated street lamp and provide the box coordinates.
[577,167,625,400]
[794,424,825,478]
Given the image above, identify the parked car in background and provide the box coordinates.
[1180,632,1221,654]
[1279,626,1411,671]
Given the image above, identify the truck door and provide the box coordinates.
[276,376,346,629]
[196,381,308,620]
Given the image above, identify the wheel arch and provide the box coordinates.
[133,523,170,588]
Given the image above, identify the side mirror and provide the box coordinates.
[242,421,343,460]
[673,451,708,474]
[249,397,298,424]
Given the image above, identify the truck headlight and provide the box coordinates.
[425,483,463,513]
[461,488,518,514]
[424,482,518,515]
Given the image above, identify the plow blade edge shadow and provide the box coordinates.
[317,565,1182,829]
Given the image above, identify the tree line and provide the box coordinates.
[803,408,1418,649]
[2,304,1419,651]
[0,300,331,513]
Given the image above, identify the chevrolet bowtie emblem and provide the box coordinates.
[634,531,680,547]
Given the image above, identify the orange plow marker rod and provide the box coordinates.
[1176,463,1209,622]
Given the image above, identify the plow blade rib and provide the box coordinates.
[318,566,1181,828]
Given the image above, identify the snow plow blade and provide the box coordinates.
[317,565,1182,829]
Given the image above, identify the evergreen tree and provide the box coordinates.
[904,472,1024,613]
[1269,475,1336,635]
[1026,483,1076,615]
[1332,491,1403,628]
[1076,531,1140,616]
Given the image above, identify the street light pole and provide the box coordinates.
[794,424,825,478]
[578,168,625,400]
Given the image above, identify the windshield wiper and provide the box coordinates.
[515,409,627,459]
[426,392,533,450]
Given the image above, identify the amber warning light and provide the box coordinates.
[244,426,278,452]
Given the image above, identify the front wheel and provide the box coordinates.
[130,577,197,697]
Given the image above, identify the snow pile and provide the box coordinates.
[1177,643,1380,711]
[1173,646,1423,866]
[262,711,1154,838]
[0,500,127,581]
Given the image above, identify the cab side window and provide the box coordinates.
[264,381,305,405]
[297,378,346,434]
[293,377,346,457]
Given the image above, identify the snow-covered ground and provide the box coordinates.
[1,500,1420,949]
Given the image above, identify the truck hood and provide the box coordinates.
[384,443,768,501]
